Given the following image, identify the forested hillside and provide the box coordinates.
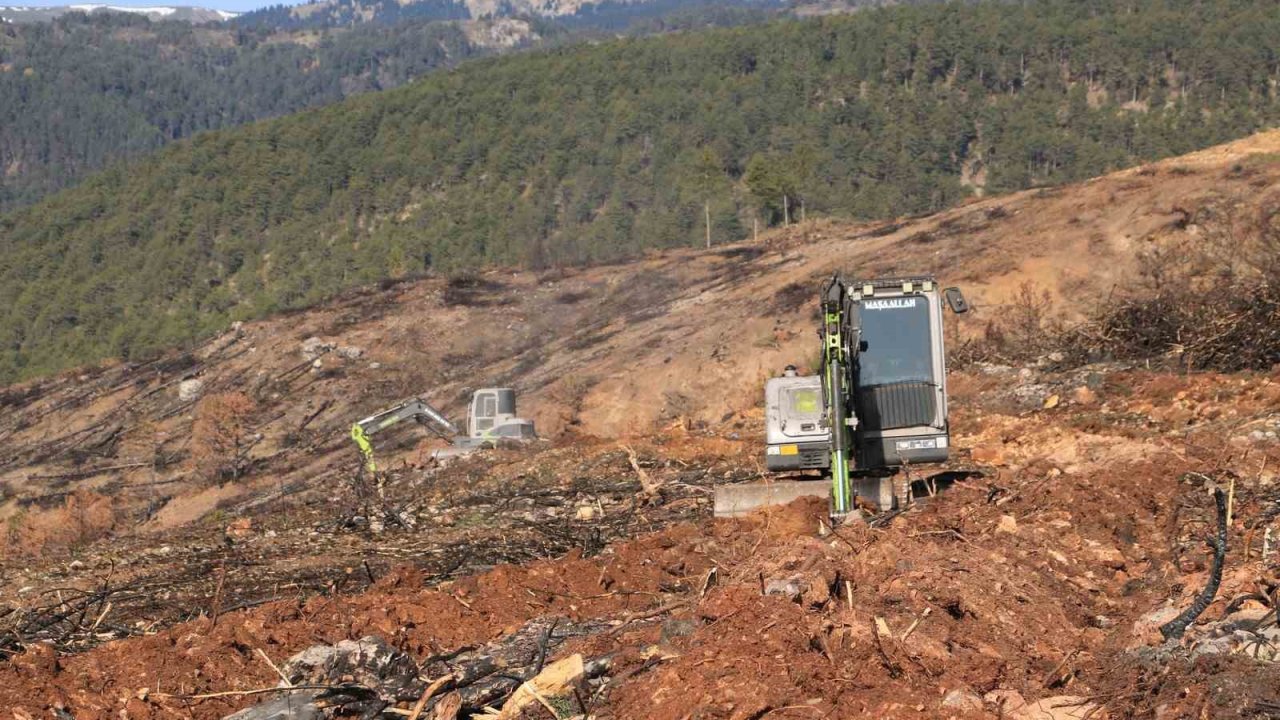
[0,3,788,211]
[0,14,506,210]
[2,0,1280,383]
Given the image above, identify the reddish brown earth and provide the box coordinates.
[5,365,1280,718]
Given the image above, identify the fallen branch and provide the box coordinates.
[256,648,292,687]
[621,445,663,502]
[26,461,153,481]
[153,684,340,701]
[1161,486,1228,640]
[406,673,455,720]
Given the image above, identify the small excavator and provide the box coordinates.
[716,275,968,519]
[350,388,536,472]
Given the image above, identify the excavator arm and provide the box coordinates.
[820,276,861,515]
[350,398,460,472]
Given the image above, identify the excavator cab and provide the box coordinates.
[850,277,954,469]
[462,388,537,445]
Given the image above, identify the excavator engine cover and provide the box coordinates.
[764,372,831,472]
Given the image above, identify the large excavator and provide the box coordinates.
[716,275,968,519]
[351,388,536,472]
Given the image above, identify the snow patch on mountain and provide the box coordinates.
[0,3,239,21]
[70,4,178,14]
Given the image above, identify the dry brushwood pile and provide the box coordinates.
[3,132,1280,718]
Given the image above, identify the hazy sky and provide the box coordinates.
[7,0,307,12]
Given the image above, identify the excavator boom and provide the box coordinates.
[351,398,460,472]
[348,389,537,473]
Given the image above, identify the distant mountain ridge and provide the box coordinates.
[234,0,871,30]
[0,3,236,22]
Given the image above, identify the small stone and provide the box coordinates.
[997,515,1019,535]
[225,518,253,539]
[1010,696,1107,720]
[764,573,830,607]
[1071,386,1097,405]
[300,336,334,361]
[336,346,364,360]
[764,577,805,602]
[941,689,983,712]
[178,378,204,402]
[12,643,59,674]
[575,505,597,521]
[1131,604,1181,646]
[1043,394,1061,410]
[659,617,699,643]
[1091,545,1126,569]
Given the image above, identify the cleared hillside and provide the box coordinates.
[4,0,1280,384]
[2,126,1276,548]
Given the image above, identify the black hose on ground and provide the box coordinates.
[1161,486,1228,641]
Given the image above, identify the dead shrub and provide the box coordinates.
[770,281,811,314]
[1,489,116,558]
[953,195,1280,372]
[549,375,597,427]
[554,289,593,304]
[1076,277,1280,372]
[951,281,1064,367]
[190,391,257,483]
[1071,195,1280,371]
[442,274,513,307]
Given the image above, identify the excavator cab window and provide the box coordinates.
[788,387,820,416]
[857,297,934,387]
[473,392,498,433]
[785,387,822,433]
